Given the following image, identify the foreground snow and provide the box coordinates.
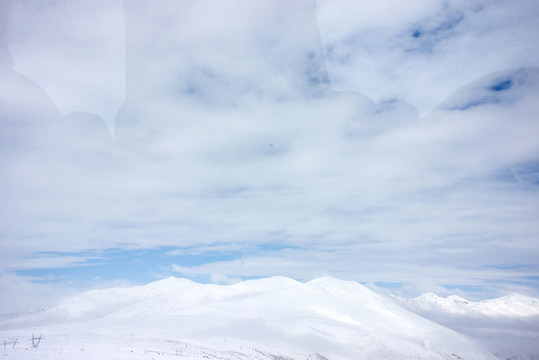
[0,276,526,359]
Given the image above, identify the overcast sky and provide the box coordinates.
[1,0,539,314]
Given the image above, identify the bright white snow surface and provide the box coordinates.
[0,276,505,359]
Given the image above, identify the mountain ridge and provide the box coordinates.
[0,276,499,360]
[397,291,539,317]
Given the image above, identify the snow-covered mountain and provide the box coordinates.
[394,292,539,360]
[0,276,497,360]
[397,292,539,318]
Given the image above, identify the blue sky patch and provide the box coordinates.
[490,78,513,92]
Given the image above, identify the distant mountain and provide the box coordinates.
[396,292,539,318]
[393,292,539,360]
[0,276,497,360]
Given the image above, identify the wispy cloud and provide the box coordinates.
[317,0,539,114]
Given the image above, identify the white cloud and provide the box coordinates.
[7,0,125,131]
[316,0,539,114]
[0,0,538,305]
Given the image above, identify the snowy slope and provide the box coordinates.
[0,277,497,360]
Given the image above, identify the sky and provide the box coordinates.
[1,0,539,314]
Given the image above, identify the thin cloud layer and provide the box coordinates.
[317,0,539,114]
[7,0,125,130]
[0,0,538,312]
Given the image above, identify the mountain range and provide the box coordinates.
[1,276,537,359]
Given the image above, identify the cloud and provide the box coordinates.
[437,68,539,111]
[0,0,538,311]
[170,243,539,297]
[316,0,539,114]
[7,0,125,130]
